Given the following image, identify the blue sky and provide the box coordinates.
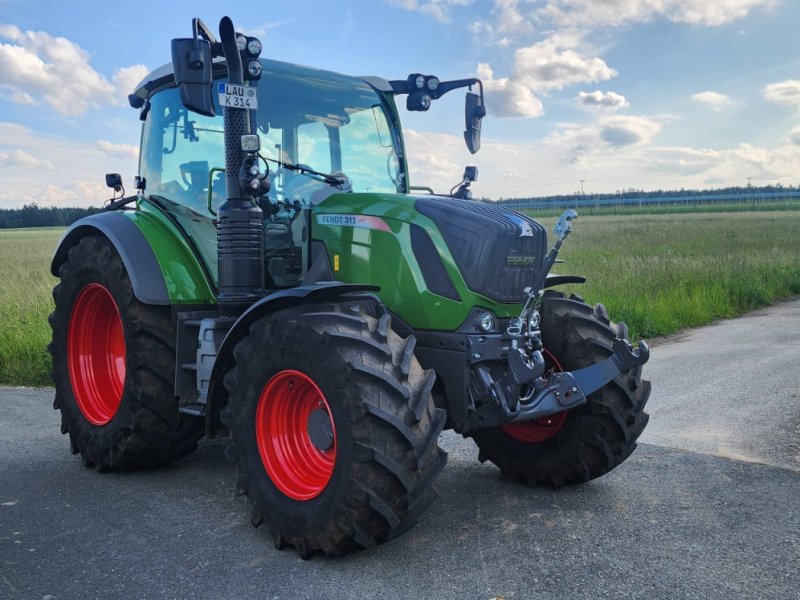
[1,0,799,206]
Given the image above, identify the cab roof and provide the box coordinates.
[129,58,392,108]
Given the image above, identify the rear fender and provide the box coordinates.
[51,212,170,305]
[51,210,215,305]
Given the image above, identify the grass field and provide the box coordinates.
[514,198,800,217]
[541,211,800,338]
[1,212,799,386]
[0,228,62,386]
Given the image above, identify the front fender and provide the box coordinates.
[544,274,586,288]
[205,282,380,435]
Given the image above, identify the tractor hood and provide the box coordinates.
[414,196,548,304]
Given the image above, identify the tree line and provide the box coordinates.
[2,184,799,228]
[494,183,800,205]
[0,204,101,229]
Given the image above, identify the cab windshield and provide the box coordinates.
[140,59,405,216]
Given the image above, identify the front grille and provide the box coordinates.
[415,197,547,304]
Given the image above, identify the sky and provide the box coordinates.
[1,0,800,207]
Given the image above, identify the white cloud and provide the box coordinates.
[0,24,145,115]
[403,128,465,184]
[763,80,800,109]
[692,91,733,111]
[513,32,617,91]
[477,62,544,118]
[96,140,139,161]
[540,0,775,28]
[642,146,722,175]
[387,0,474,23]
[494,0,533,35]
[0,179,110,206]
[238,19,294,39]
[0,122,137,208]
[0,148,54,170]
[576,90,629,110]
[785,126,800,146]
[477,32,617,118]
[112,64,149,99]
[599,115,662,146]
[4,89,37,105]
[540,114,663,165]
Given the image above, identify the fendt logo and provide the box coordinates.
[506,255,536,266]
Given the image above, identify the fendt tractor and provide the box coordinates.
[49,16,651,558]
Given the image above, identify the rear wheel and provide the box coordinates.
[49,235,203,469]
[222,304,446,558]
[469,291,650,487]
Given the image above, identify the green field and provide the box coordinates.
[0,228,62,386]
[1,212,800,387]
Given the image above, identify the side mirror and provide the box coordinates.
[105,173,123,192]
[171,37,215,117]
[464,91,485,154]
[464,165,478,182]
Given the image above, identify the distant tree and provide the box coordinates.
[0,204,101,229]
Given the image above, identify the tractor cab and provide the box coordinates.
[135,60,408,287]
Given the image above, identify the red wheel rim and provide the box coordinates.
[255,370,337,501]
[500,349,568,443]
[67,283,126,426]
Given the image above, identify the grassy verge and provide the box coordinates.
[1,211,799,386]
[517,198,800,217]
[540,211,800,339]
[0,228,62,386]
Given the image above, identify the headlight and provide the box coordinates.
[415,74,426,89]
[528,310,540,330]
[479,313,494,332]
[426,76,439,91]
[236,34,247,52]
[247,38,262,56]
[247,60,263,78]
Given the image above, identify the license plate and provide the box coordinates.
[217,83,258,109]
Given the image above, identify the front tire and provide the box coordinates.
[469,292,651,487]
[49,235,203,469]
[222,305,447,558]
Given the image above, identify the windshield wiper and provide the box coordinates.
[259,154,347,188]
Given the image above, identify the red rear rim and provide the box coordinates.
[500,349,568,443]
[255,370,337,501]
[67,283,126,426]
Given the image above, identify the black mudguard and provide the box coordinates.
[544,274,586,288]
[205,282,380,435]
[50,212,170,305]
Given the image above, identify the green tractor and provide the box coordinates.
[49,16,650,558]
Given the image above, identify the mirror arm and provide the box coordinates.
[387,77,484,102]
[192,18,224,57]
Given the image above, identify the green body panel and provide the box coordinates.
[313,192,524,331]
[124,200,216,304]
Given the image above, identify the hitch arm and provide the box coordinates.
[570,339,650,397]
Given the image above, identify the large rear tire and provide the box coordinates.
[222,304,447,558]
[49,235,203,469]
[469,291,650,487]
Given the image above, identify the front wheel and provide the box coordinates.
[469,292,651,487]
[222,304,446,558]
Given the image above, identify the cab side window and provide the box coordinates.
[140,87,225,215]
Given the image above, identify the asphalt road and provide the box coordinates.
[2,300,799,599]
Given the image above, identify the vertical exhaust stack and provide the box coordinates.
[216,16,265,316]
